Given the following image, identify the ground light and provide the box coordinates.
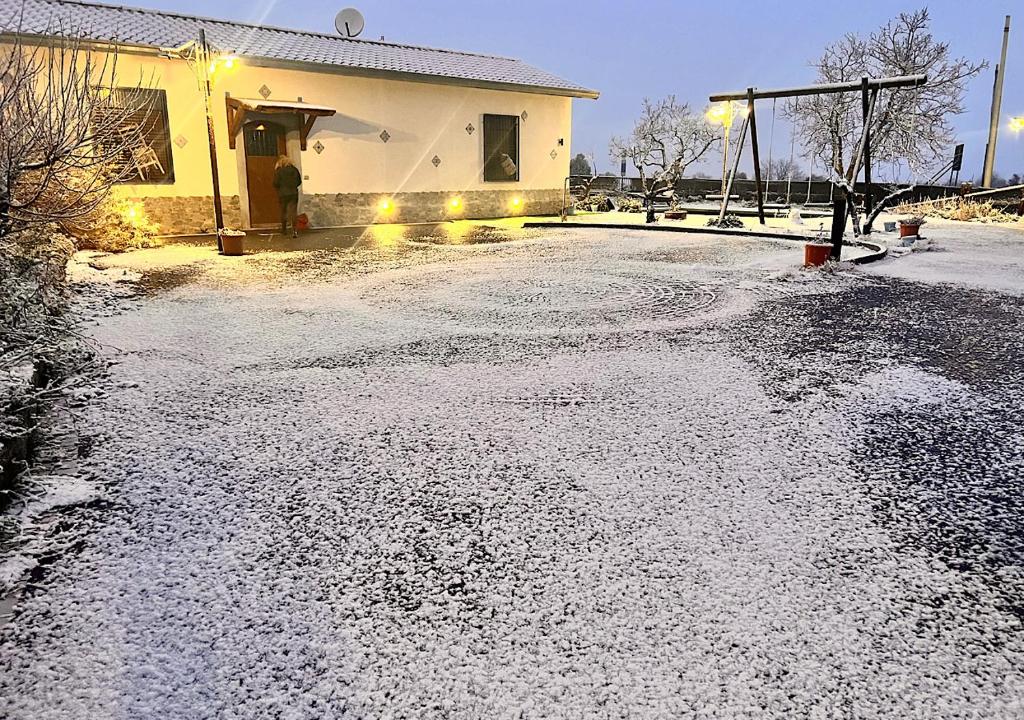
[121,201,145,226]
[509,196,523,212]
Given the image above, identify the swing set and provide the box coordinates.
[707,73,927,259]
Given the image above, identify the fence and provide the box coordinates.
[572,176,966,206]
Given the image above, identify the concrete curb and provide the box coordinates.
[523,221,890,264]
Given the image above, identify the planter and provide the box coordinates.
[899,223,922,237]
[804,242,832,267]
[220,230,246,256]
[883,221,897,232]
[664,210,688,220]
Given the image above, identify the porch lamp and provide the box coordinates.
[706,101,738,196]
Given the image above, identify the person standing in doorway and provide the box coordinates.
[273,156,302,237]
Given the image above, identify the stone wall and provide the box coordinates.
[302,188,564,228]
[135,189,564,235]
[129,196,243,235]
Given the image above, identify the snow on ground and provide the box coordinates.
[861,217,1024,295]
[1,224,1023,718]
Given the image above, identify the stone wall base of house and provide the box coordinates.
[129,196,243,235]
[302,189,564,228]
[132,189,563,235]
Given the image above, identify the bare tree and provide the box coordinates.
[0,31,149,238]
[760,157,804,184]
[786,9,985,181]
[609,96,718,220]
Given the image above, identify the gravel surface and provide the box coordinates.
[1,223,1023,718]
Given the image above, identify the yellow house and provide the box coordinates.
[2,0,599,234]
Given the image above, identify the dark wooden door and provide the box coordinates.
[244,121,287,226]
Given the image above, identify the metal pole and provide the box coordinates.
[861,77,873,217]
[747,88,766,224]
[785,133,795,205]
[199,29,225,250]
[982,16,1011,188]
[765,98,776,195]
[718,115,749,223]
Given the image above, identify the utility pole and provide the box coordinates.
[198,28,226,250]
[982,15,1011,188]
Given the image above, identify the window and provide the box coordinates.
[95,88,175,184]
[483,114,519,182]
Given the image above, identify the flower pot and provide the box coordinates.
[899,223,921,237]
[804,242,832,267]
[883,221,897,232]
[220,230,245,256]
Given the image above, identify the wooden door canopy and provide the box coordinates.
[226,96,336,150]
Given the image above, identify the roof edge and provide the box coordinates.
[0,30,601,99]
[25,0,521,62]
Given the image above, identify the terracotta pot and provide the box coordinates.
[899,223,921,237]
[804,242,832,267]
[220,232,245,256]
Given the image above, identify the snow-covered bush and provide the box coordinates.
[0,225,79,484]
[574,194,614,212]
[72,196,162,253]
[895,198,1019,224]
[707,214,744,229]
[615,197,644,213]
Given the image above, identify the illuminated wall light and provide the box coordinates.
[222,56,237,69]
[449,197,463,211]
[510,196,523,211]
[378,197,394,213]
[1010,116,1024,132]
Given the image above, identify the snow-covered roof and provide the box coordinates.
[0,0,600,99]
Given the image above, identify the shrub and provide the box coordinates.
[706,214,745,229]
[614,197,645,213]
[894,198,1020,224]
[72,197,162,253]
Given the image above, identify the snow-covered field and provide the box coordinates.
[2,222,1023,718]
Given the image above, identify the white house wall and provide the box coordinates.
[100,52,573,232]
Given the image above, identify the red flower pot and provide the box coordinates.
[804,243,832,267]
[899,223,921,237]
[220,231,245,256]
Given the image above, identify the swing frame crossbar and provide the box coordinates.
[707,74,927,259]
[708,74,926,102]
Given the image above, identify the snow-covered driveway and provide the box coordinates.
[2,225,1023,718]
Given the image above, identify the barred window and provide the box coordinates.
[483,114,519,182]
[96,88,175,184]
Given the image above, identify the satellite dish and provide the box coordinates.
[335,8,365,38]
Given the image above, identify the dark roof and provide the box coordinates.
[0,0,599,98]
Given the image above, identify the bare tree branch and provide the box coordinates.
[784,8,985,182]
[610,96,720,218]
[1,29,153,237]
